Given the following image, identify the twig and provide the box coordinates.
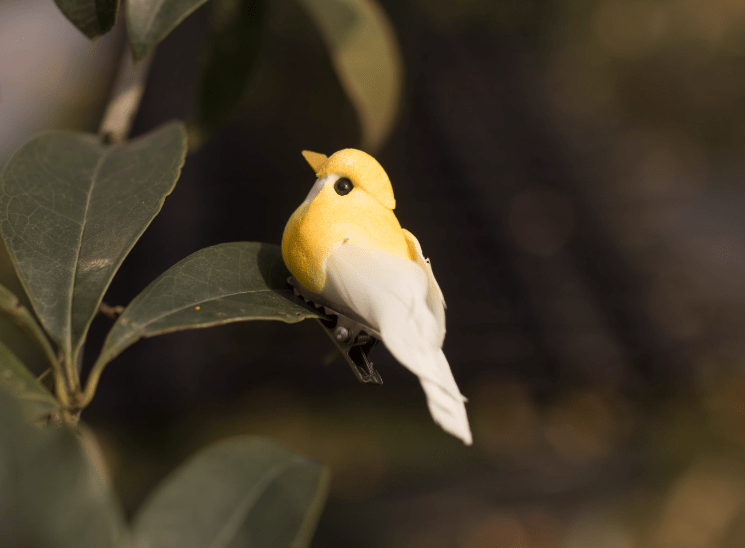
[99,302,125,319]
[98,45,155,143]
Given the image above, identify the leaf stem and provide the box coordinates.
[37,366,52,382]
[98,44,155,143]
[55,367,72,408]
[0,284,60,371]
[80,356,106,408]
[64,348,81,395]
[0,286,81,409]
[55,347,77,407]
[1,292,80,411]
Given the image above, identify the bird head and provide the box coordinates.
[282,148,408,293]
[301,149,396,210]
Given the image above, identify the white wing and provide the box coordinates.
[323,243,472,445]
[402,229,446,347]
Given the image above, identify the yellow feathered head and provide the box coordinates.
[301,149,396,210]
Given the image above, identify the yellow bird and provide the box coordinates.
[282,149,472,445]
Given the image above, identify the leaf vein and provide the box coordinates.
[67,148,110,355]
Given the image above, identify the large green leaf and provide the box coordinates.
[127,0,213,62]
[0,389,129,548]
[0,340,59,423]
[132,437,329,548]
[91,242,323,373]
[0,122,187,367]
[296,0,403,152]
[53,0,120,39]
[194,0,264,139]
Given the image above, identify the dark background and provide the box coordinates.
[3,0,745,546]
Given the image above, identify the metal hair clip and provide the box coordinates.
[288,276,383,385]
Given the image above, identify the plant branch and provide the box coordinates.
[98,45,155,143]
[99,302,125,319]
[37,367,51,382]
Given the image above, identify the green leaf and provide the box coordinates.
[194,0,264,139]
[53,0,120,39]
[127,0,213,62]
[0,122,187,367]
[132,437,329,548]
[92,242,323,372]
[296,0,403,152]
[0,340,59,423]
[0,389,129,548]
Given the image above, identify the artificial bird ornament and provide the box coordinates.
[282,149,472,445]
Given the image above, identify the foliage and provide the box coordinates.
[295,0,403,152]
[131,437,329,548]
[0,386,328,548]
[0,123,187,385]
[0,388,127,548]
[2,0,403,545]
[53,0,120,39]
[54,0,402,149]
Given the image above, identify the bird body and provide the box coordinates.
[282,149,472,445]
[283,149,410,293]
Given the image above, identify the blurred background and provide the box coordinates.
[2,0,745,546]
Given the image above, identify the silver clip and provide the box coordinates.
[288,277,383,385]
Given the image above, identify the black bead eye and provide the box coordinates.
[334,177,353,196]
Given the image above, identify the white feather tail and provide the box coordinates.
[323,244,472,445]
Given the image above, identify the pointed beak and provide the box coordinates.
[301,150,328,174]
